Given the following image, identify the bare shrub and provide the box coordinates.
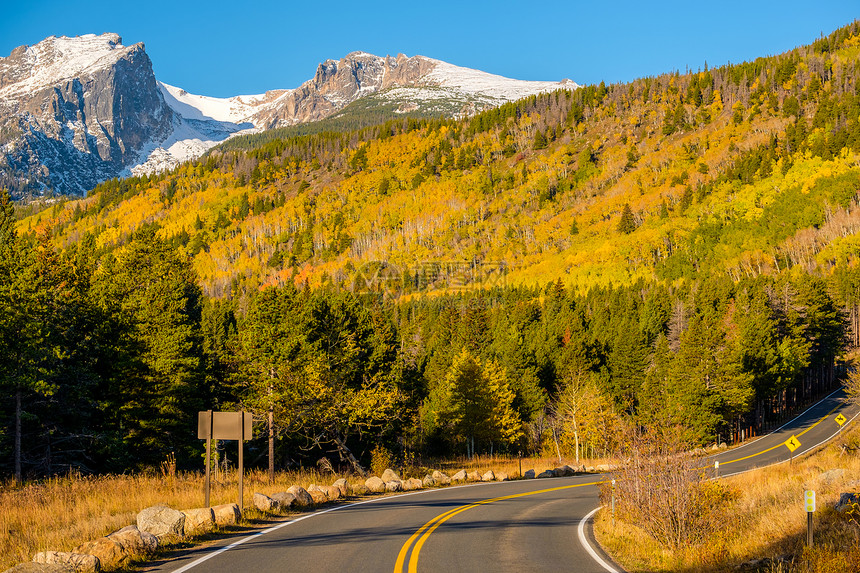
[604,427,735,549]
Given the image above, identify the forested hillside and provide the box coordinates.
[5,23,860,479]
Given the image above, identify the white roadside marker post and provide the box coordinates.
[805,490,815,548]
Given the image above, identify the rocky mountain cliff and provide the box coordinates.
[1,36,578,199]
[0,34,174,198]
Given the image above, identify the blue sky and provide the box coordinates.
[1,1,857,98]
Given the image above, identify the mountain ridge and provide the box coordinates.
[0,34,577,198]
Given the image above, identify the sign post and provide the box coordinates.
[198,411,252,510]
[611,479,616,526]
[714,460,719,479]
[784,435,801,464]
[204,410,213,507]
[805,490,816,548]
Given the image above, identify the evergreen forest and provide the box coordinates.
[6,22,860,480]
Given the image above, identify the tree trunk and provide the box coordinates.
[15,386,21,484]
[331,433,366,476]
[268,405,274,484]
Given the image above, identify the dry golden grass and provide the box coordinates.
[595,426,860,572]
[0,467,368,571]
[0,454,598,571]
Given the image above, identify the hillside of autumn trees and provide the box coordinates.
[4,22,860,479]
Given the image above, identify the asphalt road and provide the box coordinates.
[147,387,857,573]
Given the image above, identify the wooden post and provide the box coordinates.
[238,411,244,513]
[205,410,212,507]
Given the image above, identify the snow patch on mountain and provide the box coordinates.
[424,58,579,101]
[0,34,130,97]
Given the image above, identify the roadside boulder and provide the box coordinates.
[332,478,349,497]
[365,476,386,493]
[523,469,536,479]
[554,465,576,477]
[270,492,296,509]
[466,470,481,482]
[451,470,467,482]
[385,480,403,492]
[836,492,860,512]
[423,475,436,488]
[211,503,241,526]
[351,483,369,495]
[495,472,510,481]
[405,478,423,491]
[320,485,341,500]
[7,564,76,573]
[107,525,157,557]
[137,505,185,539]
[286,486,313,507]
[432,471,451,485]
[482,470,496,482]
[253,493,279,512]
[72,538,127,571]
[821,469,846,484]
[32,552,99,573]
[305,485,328,504]
[537,470,555,479]
[381,468,401,482]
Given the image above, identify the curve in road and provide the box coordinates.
[149,388,858,573]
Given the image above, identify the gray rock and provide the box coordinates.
[350,483,369,495]
[422,475,436,487]
[404,478,423,490]
[466,470,481,482]
[381,468,401,482]
[481,470,496,481]
[385,480,403,492]
[523,469,536,479]
[451,470,467,482]
[31,552,98,573]
[252,493,279,512]
[8,563,76,573]
[554,465,576,477]
[431,471,451,485]
[107,525,157,556]
[537,470,555,479]
[286,485,313,507]
[72,538,127,571]
[304,485,328,504]
[365,476,386,493]
[836,492,860,512]
[270,492,296,509]
[182,508,216,536]
[211,503,241,525]
[821,469,846,484]
[332,478,349,497]
[495,472,510,481]
[136,505,185,539]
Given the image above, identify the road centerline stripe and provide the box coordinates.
[394,480,605,573]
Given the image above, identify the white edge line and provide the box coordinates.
[169,481,500,573]
[578,506,620,573]
[719,409,860,478]
[708,386,847,456]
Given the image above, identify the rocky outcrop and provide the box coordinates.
[0,34,174,197]
[136,505,185,539]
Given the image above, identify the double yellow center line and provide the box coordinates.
[393,481,604,573]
